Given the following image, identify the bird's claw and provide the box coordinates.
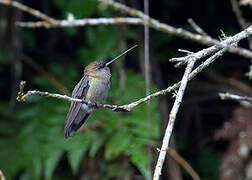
[89,102,99,108]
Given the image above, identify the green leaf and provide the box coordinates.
[0,138,26,180]
[131,148,151,180]
[32,157,42,180]
[79,26,117,63]
[89,132,105,157]
[32,76,51,88]
[66,132,96,173]
[44,147,64,180]
[65,0,97,18]
[105,130,132,160]
[54,0,97,18]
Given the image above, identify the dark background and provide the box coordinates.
[0,0,251,179]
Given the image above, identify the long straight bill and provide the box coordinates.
[105,44,138,67]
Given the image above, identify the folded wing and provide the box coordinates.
[64,76,90,139]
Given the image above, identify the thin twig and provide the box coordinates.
[153,59,196,180]
[230,0,249,30]
[188,18,208,36]
[144,0,152,178]
[153,48,227,180]
[0,0,56,25]
[219,92,252,103]
[16,17,143,28]
[229,0,252,49]
[188,48,228,80]
[97,0,252,59]
[170,25,252,65]
[0,170,5,180]
[178,49,194,55]
[167,148,200,180]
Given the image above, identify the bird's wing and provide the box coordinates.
[64,76,89,134]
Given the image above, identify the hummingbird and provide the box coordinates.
[64,45,138,139]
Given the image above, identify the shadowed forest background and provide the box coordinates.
[0,0,252,180]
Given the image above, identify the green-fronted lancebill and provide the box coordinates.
[64,45,138,139]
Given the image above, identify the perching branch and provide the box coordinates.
[16,81,129,112]
[219,92,252,103]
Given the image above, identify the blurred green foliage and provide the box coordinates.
[0,1,160,179]
[1,0,250,179]
[0,71,160,180]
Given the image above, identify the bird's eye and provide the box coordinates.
[96,64,105,70]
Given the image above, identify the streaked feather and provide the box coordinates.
[64,76,90,139]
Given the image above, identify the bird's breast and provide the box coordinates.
[85,77,110,104]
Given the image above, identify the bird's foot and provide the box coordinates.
[88,102,99,108]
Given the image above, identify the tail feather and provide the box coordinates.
[65,113,90,140]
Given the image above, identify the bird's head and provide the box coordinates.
[84,61,110,79]
[84,45,138,78]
